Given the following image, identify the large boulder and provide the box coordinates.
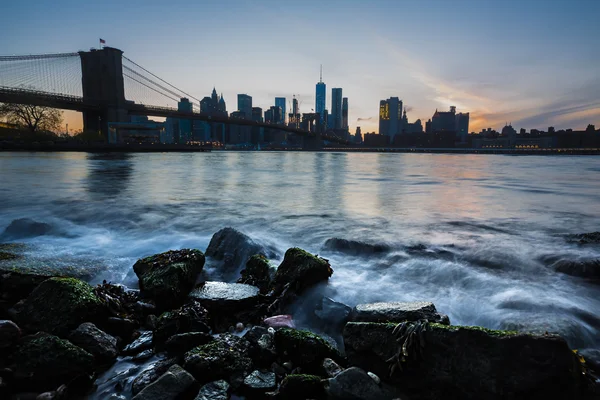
[131,357,179,396]
[553,259,600,282]
[183,333,253,388]
[325,367,403,400]
[68,322,118,363]
[14,277,104,337]
[0,269,54,307]
[274,328,342,371]
[343,322,585,400]
[131,364,197,400]
[133,249,205,310]
[195,380,230,400]
[238,254,273,294]
[323,238,391,256]
[188,282,260,331]
[165,332,214,354]
[153,300,210,347]
[122,331,153,356]
[0,218,53,240]
[205,227,277,278]
[0,319,21,351]
[350,302,449,325]
[12,333,94,392]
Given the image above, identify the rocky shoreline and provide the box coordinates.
[0,227,599,399]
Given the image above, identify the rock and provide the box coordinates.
[566,232,600,245]
[195,380,230,400]
[0,320,20,350]
[68,322,118,363]
[580,349,600,373]
[367,371,380,385]
[105,317,138,340]
[153,300,210,347]
[264,315,295,328]
[189,282,260,331]
[553,259,600,282]
[165,332,214,354]
[243,326,276,365]
[238,254,273,294]
[36,392,57,400]
[0,269,52,304]
[350,301,449,325]
[243,370,276,392]
[133,349,154,362]
[131,364,197,400]
[323,358,343,378]
[132,357,178,396]
[123,331,153,355]
[274,328,342,371]
[205,227,276,278]
[272,248,333,295]
[183,333,253,388]
[133,249,205,310]
[314,297,352,332]
[13,333,94,392]
[14,277,104,336]
[325,367,399,400]
[278,374,325,400]
[145,314,158,330]
[323,238,391,255]
[1,218,53,239]
[343,322,584,400]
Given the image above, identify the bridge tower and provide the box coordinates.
[79,47,128,140]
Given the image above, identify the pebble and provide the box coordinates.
[267,327,275,335]
[367,371,380,385]
[236,322,245,332]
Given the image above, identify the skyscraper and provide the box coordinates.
[379,97,402,139]
[237,94,252,120]
[275,97,286,124]
[315,65,326,125]
[331,88,343,130]
[177,97,193,144]
[342,97,349,130]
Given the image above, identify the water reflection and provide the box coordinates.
[85,153,133,200]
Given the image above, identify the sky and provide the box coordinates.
[1,0,599,134]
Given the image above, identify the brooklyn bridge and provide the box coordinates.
[0,47,349,149]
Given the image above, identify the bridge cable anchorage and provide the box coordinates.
[122,56,200,102]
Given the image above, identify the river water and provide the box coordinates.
[1,151,599,350]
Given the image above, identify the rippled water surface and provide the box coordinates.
[1,151,599,349]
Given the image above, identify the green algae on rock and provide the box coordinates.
[278,374,325,400]
[274,328,342,370]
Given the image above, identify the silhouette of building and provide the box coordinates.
[237,94,252,120]
[289,96,300,128]
[177,97,193,144]
[342,97,349,130]
[355,126,362,143]
[275,97,286,124]
[430,106,469,142]
[379,97,402,140]
[331,88,343,130]
[252,107,263,123]
[315,66,326,125]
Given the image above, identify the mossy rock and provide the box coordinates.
[279,374,325,400]
[183,334,252,387]
[154,300,210,347]
[343,322,585,400]
[272,248,333,294]
[238,254,273,294]
[12,333,94,392]
[274,328,342,370]
[14,277,105,337]
[133,249,205,310]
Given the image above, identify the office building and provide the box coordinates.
[331,88,343,130]
[315,66,326,124]
[275,97,286,124]
[379,97,402,139]
[342,97,349,130]
[237,94,252,120]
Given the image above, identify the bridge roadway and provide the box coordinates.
[0,86,349,144]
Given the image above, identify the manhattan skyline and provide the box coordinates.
[1,0,599,134]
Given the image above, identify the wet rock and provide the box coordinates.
[264,315,295,328]
[243,326,276,365]
[165,332,214,354]
[274,328,342,371]
[14,277,105,336]
[343,322,584,400]
[367,371,380,384]
[205,227,276,278]
[153,300,210,347]
[350,301,450,325]
[131,357,178,396]
[323,358,343,378]
[189,282,260,331]
[68,322,117,363]
[122,331,153,355]
[553,259,600,282]
[133,349,154,362]
[13,333,94,392]
[133,249,205,310]
[278,374,325,400]
[131,364,197,400]
[323,238,391,255]
[325,367,399,400]
[0,319,20,350]
[580,349,600,373]
[1,218,53,239]
[238,254,273,294]
[243,370,276,392]
[105,317,138,340]
[566,232,600,245]
[314,297,352,332]
[195,380,229,400]
[183,333,253,388]
[145,314,158,330]
[0,269,52,304]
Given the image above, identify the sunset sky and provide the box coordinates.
[1,0,599,133]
